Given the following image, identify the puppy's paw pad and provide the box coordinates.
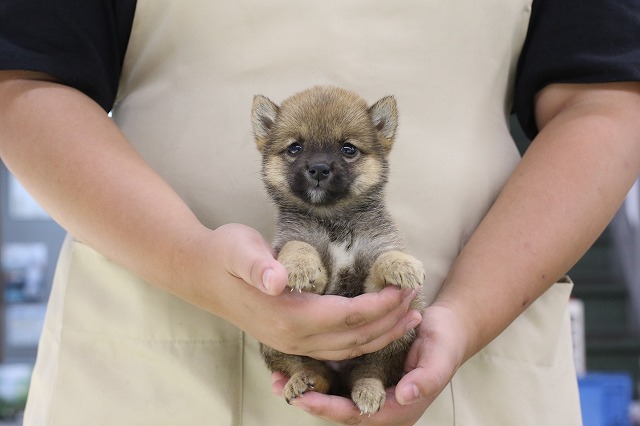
[351,378,386,415]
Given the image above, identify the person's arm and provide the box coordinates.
[283,81,640,424]
[0,70,421,360]
[432,81,640,363]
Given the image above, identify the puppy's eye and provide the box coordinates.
[341,142,358,157]
[287,142,303,155]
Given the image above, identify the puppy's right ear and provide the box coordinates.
[252,95,279,151]
[369,96,398,152]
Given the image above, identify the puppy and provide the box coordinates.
[252,86,425,415]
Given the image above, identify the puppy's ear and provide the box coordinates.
[369,96,398,152]
[252,95,279,151]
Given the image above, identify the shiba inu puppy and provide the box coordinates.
[252,86,425,415]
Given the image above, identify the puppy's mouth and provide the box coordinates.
[305,186,329,204]
[297,180,348,206]
[289,165,351,206]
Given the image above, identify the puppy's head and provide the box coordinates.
[252,86,398,213]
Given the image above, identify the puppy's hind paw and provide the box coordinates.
[283,370,330,404]
[351,378,386,416]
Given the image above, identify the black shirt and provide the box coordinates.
[0,0,135,111]
[515,0,640,137]
[1,0,639,138]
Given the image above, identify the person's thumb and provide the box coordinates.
[395,306,466,406]
[249,254,289,295]
[216,223,288,295]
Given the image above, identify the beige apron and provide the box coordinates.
[25,1,582,424]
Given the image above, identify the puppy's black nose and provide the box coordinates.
[308,163,331,182]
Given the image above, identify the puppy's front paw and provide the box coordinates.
[278,241,328,293]
[367,250,425,291]
[351,378,386,415]
[284,370,331,404]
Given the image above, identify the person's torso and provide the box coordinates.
[112,0,530,303]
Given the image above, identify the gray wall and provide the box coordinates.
[1,163,66,297]
[1,162,66,362]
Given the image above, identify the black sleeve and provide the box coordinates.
[0,0,136,112]
[514,0,640,139]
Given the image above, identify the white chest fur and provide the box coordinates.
[329,241,356,277]
[327,239,370,288]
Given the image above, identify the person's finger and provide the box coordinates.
[396,359,452,407]
[306,305,422,360]
[267,287,419,360]
[341,309,421,359]
[289,389,425,426]
[395,307,466,406]
[215,223,288,295]
[291,392,366,424]
[256,258,289,295]
[271,372,288,395]
[299,286,416,333]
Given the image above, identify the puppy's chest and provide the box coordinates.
[323,238,373,297]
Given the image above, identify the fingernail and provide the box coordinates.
[401,383,421,404]
[262,269,273,293]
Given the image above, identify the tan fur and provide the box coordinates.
[278,241,328,293]
[351,377,387,416]
[366,250,425,293]
[252,86,425,415]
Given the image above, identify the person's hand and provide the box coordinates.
[271,304,468,424]
[191,223,423,361]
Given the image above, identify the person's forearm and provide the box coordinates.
[0,72,209,299]
[435,82,640,361]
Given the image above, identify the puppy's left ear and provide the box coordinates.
[369,96,398,152]
[252,95,279,151]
